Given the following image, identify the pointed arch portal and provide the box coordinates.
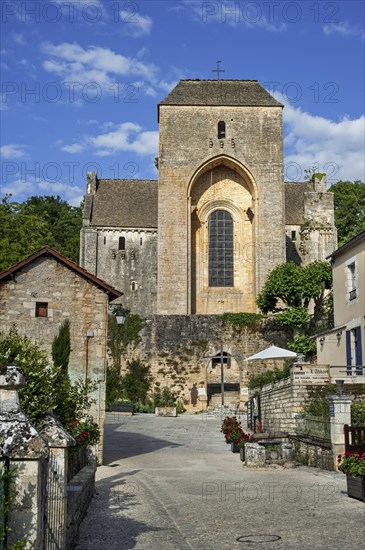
[188,156,257,314]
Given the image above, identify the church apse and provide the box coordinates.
[190,162,256,314]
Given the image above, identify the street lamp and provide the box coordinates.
[115,308,126,325]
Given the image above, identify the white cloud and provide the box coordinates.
[11,32,27,45]
[0,144,28,159]
[40,41,173,96]
[61,143,85,154]
[281,99,365,183]
[323,22,365,41]
[60,121,158,157]
[91,122,158,156]
[2,177,84,206]
[120,10,153,37]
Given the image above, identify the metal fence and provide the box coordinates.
[295,414,331,442]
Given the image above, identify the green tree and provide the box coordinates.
[23,196,82,262]
[0,196,55,271]
[52,319,71,371]
[257,261,332,315]
[122,360,151,404]
[0,326,55,426]
[0,195,83,272]
[0,326,97,441]
[328,180,365,246]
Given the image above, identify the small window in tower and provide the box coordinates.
[131,281,137,291]
[35,302,48,318]
[119,236,125,250]
[218,121,226,139]
[140,237,143,246]
[291,230,297,241]
[104,236,106,245]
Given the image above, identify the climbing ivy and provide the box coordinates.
[221,312,263,328]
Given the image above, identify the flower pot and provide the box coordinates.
[231,442,240,453]
[240,446,245,462]
[155,407,177,417]
[346,476,365,502]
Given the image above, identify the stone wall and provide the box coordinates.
[81,226,158,316]
[120,315,291,411]
[0,256,109,463]
[254,365,330,433]
[292,437,334,470]
[158,104,285,314]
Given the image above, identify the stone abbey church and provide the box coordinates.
[80,79,337,317]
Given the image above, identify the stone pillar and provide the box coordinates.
[40,416,76,550]
[0,365,49,550]
[326,381,354,471]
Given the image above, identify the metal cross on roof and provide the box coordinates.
[212,60,225,80]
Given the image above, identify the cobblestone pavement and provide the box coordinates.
[76,413,365,550]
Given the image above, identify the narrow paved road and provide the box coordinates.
[76,413,364,550]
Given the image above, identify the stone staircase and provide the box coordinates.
[208,392,240,410]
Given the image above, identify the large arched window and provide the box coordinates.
[208,210,233,287]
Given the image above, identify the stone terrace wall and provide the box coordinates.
[256,365,330,433]
[120,315,291,411]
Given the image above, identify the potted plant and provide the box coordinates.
[154,387,178,417]
[338,452,365,502]
[235,432,252,461]
[221,417,242,445]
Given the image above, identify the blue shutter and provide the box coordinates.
[355,326,363,374]
[346,330,352,375]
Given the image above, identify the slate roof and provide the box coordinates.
[329,229,365,260]
[159,80,283,107]
[0,247,122,300]
[285,182,314,225]
[90,179,158,228]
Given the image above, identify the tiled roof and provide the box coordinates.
[159,80,283,107]
[0,247,122,300]
[90,179,158,228]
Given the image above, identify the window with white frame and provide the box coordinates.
[347,261,357,300]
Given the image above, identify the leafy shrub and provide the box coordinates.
[122,360,151,404]
[276,307,310,328]
[248,363,291,389]
[288,334,316,358]
[0,326,99,447]
[153,386,176,407]
[222,312,263,328]
[351,402,365,425]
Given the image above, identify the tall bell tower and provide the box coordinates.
[158,79,285,314]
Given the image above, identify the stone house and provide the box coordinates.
[316,230,365,383]
[80,79,337,316]
[0,246,122,462]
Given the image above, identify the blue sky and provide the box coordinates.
[1,0,364,206]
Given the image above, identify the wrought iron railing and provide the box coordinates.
[295,414,331,442]
[67,446,87,482]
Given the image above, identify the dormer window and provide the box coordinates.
[218,121,226,139]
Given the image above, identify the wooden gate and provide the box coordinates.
[344,424,365,453]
